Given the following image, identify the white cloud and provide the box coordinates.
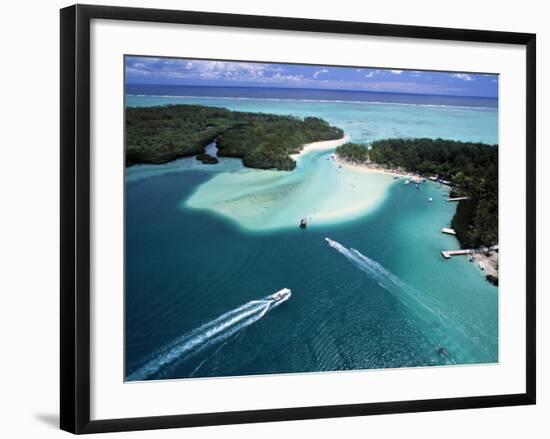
[129,58,272,81]
[313,68,329,79]
[126,57,481,95]
[199,71,221,79]
[270,72,304,82]
[451,73,474,81]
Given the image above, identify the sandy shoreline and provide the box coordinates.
[187,131,397,231]
[472,251,498,279]
[334,153,499,283]
[290,134,350,161]
[334,155,425,182]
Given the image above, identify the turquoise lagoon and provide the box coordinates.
[125,87,498,381]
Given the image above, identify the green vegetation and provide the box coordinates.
[336,138,498,248]
[335,142,370,163]
[126,104,343,170]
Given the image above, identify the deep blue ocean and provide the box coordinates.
[125,85,498,381]
[126,84,498,109]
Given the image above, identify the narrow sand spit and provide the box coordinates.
[290,134,350,162]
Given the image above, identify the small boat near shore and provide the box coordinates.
[299,217,308,228]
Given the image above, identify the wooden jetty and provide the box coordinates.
[446,197,470,202]
[441,249,472,259]
[441,244,499,259]
[441,228,456,235]
[441,243,498,260]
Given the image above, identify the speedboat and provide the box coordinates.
[268,288,292,304]
[325,237,346,252]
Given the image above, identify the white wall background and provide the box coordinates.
[0,0,546,437]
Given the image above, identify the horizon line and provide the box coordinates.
[125,82,498,100]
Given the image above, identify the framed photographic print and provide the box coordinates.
[60,4,536,434]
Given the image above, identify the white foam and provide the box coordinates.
[326,238,496,363]
[127,294,287,381]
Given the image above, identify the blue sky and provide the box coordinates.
[125,56,498,98]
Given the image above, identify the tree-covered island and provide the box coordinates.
[336,138,498,252]
[126,104,344,170]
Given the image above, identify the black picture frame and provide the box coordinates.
[60,4,536,434]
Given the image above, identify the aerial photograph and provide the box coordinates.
[124,56,499,382]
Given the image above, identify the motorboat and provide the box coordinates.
[268,288,292,304]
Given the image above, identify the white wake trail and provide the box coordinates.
[325,238,488,364]
[128,294,285,381]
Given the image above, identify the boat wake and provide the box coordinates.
[325,238,490,364]
[127,290,291,381]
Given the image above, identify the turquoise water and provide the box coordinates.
[126,94,498,145]
[185,144,395,231]
[125,90,498,381]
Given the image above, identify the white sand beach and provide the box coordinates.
[472,251,498,278]
[334,155,422,180]
[185,133,395,231]
[290,134,350,162]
